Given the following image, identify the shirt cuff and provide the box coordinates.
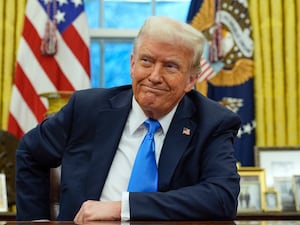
[121,192,130,221]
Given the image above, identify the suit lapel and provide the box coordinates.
[158,95,197,190]
[85,89,132,199]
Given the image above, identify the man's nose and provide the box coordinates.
[149,63,163,82]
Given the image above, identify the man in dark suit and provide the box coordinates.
[16,16,241,223]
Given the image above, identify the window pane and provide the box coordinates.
[104,1,151,28]
[91,41,133,88]
[156,1,190,22]
[85,0,100,28]
[104,42,133,87]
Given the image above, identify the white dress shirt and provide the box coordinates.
[100,97,177,220]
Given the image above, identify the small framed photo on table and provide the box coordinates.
[255,146,300,188]
[264,188,281,212]
[238,181,261,212]
[0,174,7,212]
[238,167,266,212]
[293,175,300,211]
[274,177,296,211]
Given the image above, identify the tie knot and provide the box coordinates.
[144,119,161,135]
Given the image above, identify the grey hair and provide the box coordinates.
[133,16,205,76]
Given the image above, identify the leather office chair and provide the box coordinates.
[0,129,61,218]
[0,129,19,211]
[0,130,61,219]
[50,166,61,220]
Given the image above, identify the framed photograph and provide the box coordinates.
[238,167,266,212]
[292,175,300,211]
[238,181,261,212]
[255,146,300,188]
[0,174,8,212]
[274,177,296,211]
[264,188,281,212]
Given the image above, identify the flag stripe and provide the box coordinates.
[73,13,90,47]
[8,113,24,138]
[62,25,90,75]
[26,0,48,36]
[198,58,215,82]
[54,33,90,90]
[10,86,39,133]
[14,63,47,121]
[17,38,57,94]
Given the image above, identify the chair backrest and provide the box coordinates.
[50,166,61,220]
[0,130,19,210]
[0,129,61,219]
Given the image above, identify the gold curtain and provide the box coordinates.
[249,0,300,146]
[0,0,26,130]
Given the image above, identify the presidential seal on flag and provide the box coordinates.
[192,0,254,90]
[188,0,256,166]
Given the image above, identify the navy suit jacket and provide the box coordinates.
[16,85,241,221]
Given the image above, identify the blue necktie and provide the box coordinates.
[127,118,161,192]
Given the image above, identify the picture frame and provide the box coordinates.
[238,180,261,212]
[264,188,281,212]
[273,177,296,211]
[255,146,300,188]
[238,167,266,212]
[292,175,300,211]
[0,173,8,212]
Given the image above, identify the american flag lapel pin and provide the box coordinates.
[182,127,191,136]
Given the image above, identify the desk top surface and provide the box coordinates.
[0,221,299,225]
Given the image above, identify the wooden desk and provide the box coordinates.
[0,221,300,225]
[2,211,300,222]
[0,212,16,221]
[237,212,300,220]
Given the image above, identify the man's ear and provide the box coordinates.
[130,54,135,78]
[184,73,200,92]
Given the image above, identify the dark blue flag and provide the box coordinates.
[187,0,255,166]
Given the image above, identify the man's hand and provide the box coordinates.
[74,200,121,224]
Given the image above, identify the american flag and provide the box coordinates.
[182,127,191,136]
[198,57,215,82]
[8,0,91,139]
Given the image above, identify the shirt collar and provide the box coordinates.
[128,97,178,135]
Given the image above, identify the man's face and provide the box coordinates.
[130,36,198,119]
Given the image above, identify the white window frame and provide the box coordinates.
[87,0,190,87]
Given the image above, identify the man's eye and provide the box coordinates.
[166,64,175,68]
[141,58,152,66]
[165,63,178,71]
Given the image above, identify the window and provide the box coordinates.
[84,0,191,88]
